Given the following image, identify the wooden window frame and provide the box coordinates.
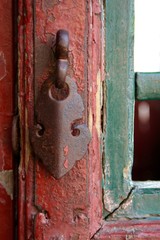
[103,0,160,219]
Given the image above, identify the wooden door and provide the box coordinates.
[0,0,15,239]
[17,0,102,239]
[2,0,160,239]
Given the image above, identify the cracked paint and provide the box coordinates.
[123,165,130,179]
[0,52,7,81]
[18,0,103,238]
[106,188,135,219]
[0,170,13,200]
[96,69,102,139]
[104,190,120,213]
[0,0,14,238]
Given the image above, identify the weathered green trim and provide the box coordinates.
[104,0,135,214]
[108,186,160,219]
[104,0,160,219]
[136,72,160,100]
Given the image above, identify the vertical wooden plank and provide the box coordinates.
[18,0,103,238]
[18,0,35,239]
[104,0,135,214]
[0,0,14,239]
[34,1,91,238]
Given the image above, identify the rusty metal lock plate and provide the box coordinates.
[30,76,91,179]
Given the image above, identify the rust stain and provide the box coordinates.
[0,170,13,200]
[0,52,7,81]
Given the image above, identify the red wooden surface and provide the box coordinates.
[0,0,14,239]
[18,0,103,239]
[93,220,160,239]
[17,1,160,239]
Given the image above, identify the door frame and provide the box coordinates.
[16,0,160,239]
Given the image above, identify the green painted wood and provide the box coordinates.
[136,72,160,100]
[104,0,135,214]
[108,184,160,219]
[104,0,160,219]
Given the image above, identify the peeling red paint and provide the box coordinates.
[64,145,69,156]
[0,0,14,238]
[35,1,87,92]
[0,170,13,199]
[18,0,102,239]
[87,1,104,237]
[6,0,160,239]
[63,146,69,169]
[64,159,68,169]
[18,0,35,238]
[93,220,160,239]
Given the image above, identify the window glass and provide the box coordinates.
[133,100,160,180]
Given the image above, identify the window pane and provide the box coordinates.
[132,100,160,180]
[134,0,160,72]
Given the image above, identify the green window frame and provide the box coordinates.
[103,0,160,219]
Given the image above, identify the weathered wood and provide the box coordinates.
[104,0,160,220]
[104,0,135,214]
[93,220,160,239]
[18,0,103,239]
[136,72,160,100]
[17,0,160,238]
[0,1,14,239]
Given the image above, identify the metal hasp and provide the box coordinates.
[30,30,91,179]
